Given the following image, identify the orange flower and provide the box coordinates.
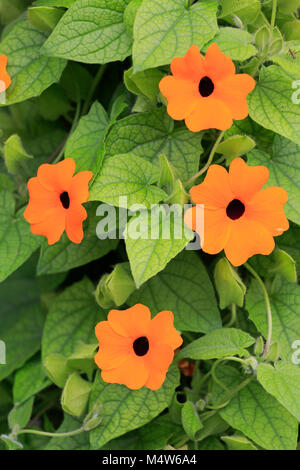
[185,158,289,266]
[24,159,93,245]
[0,55,11,93]
[94,304,183,390]
[159,43,255,132]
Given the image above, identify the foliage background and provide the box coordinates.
[1,0,300,451]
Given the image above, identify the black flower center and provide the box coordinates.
[226,199,245,220]
[60,191,70,209]
[133,336,149,356]
[199,76,214,97]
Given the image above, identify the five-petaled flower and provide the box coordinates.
[159,43,256,132]
[94,304,183,390]
[24,158,93,245]
[0,54,11,93]
[185,158,289,266]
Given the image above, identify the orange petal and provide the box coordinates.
[94,322,131,369]
[204,43,235,81]
[148,311,182,350]
[190,164,233,208]
[0,54,11,90]
[101,355,149,390]
[170,45,205,82]
[185,98,233,132]
[69,171,93,204]
[37,158,76,193]
[144,342,174,372]
[159,75,199,120]
[224,218,275,266]
[229,158,269,202]
[24,178,59,223]
[108,304,151,338]
[203,207,231,255]
[247,187,289,236]
[145,369,167,391]
[30,207,65,245]
[64,203,87,244]
[215,74,256,120]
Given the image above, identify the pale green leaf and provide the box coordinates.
[129,251,221,333]
[89,365,180,449]
[204,27,257,61]
[42,0,132,63]
[133,0,218,71]
[90,154,167,208]
[0,18,66,105]
[178,328,255,360]
[248,65,300,146]
[104,108,203,181]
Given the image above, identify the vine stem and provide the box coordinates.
[184,130,225,187]
[270,0,278,32]
[225,304,237,328]
[16,426,85,438]
[244,262,272,357]
[82,64,107,115]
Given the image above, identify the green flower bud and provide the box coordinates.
[217,135,256,164]
[95,263,136,309]
[214,258,246,309]
[166,180,189,207]
[265,341,280,362]
[254,336,264,356]
[43,353,73,388]
[61,373,92,418]
[67,343,98,380]
[282,20,300,40]
[27,6,64,34]
[278,0,300,14]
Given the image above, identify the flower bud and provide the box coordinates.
[43,353,72,388]
[214,258,246,309]
[67,343,98,380]
[216,135,255,164]
[61,373,92,418]
[265,341,280,362]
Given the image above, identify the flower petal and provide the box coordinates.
[247,186,289,236]
[145,342,174,372]
[204,43,235,81]
[170,45,205,82]
[94,322,131,370]
[224,218,275,266]
[148,311,182,350]
[215,74,256,120]
[0,54,11,91]
[30,207,65,245]
[145,370,167,391]
[65,203,87,244]
[190,164,233,208]
[69,171,93,204]
[101,355,149,390]
[37,158,76,193]
[185,98,233,132]
[24,178,59,223]
[108,304,151,338]
[229,158,269,201]
[159,75,199,120]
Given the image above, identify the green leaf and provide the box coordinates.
[270,52,300,77]
[219,0,261,24]
[45,414,89,450]
[37,202,117,275]
[257,362,300,421]
[0,18,66,105]
[133,0,218,71]
[34,0,76,6]
[42,0,132,64]
[65,101,109,173]
[278,223,300,275]
[248,135,300,226]
[204,27,257,61]
[3,134,33,175]
[13,357,50,404]
[104,108,203,181]
[129,251,221,333]
[217,135,256,163]
[89,364,179,449]
[124,67,164,102]
[42,277,106,360]
[181,401,203,440]
[178,328,255,360]
[101,414,181,450]
[8,397,34,430]
[0,276,44,381]
[0,191,41,283]
[246,276,300,361]
[90,154,167,208]
[219,376,298,450]
[221,433,257,450]
[125,206,193,287]
[36,84,72,121]
[28,6,65,33]
[248,65,300,146]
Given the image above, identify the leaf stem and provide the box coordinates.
[82,64,107,116]
[16,426,85,438]
[225,304,237,327]
[184,130,225,187]
[270,0,278,31]
[244,262,272,357]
